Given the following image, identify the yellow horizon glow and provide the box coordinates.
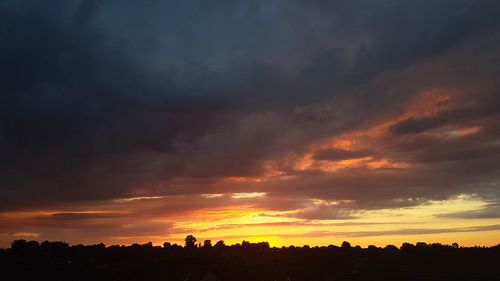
[16,193,491,248]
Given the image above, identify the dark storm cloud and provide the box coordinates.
[1,0,500,213]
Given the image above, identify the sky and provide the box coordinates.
[1,0,500,248]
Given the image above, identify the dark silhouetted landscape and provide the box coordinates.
[1,237,499,281]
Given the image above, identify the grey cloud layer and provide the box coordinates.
[1,0,500,213]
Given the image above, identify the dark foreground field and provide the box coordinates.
[1,239,499,281]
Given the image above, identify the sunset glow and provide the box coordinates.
[1,0,500,249]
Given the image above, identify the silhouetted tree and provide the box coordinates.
[131,243,142,248]
[401,242,416,252]
[11,239,34,251]
[341,241,351,248]
[257,241,270,249]
[185,235,197,248]
[203,240,212,248]
[416,242,428,248]
[40,240,68,250]
[214,240,225,249]
[384,244,398,252]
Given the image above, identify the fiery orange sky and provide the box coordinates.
[1,0,500,248]
[2,89,500,247]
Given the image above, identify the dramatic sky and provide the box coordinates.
[1,0,500,247]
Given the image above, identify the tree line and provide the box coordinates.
[1,236,499,280]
